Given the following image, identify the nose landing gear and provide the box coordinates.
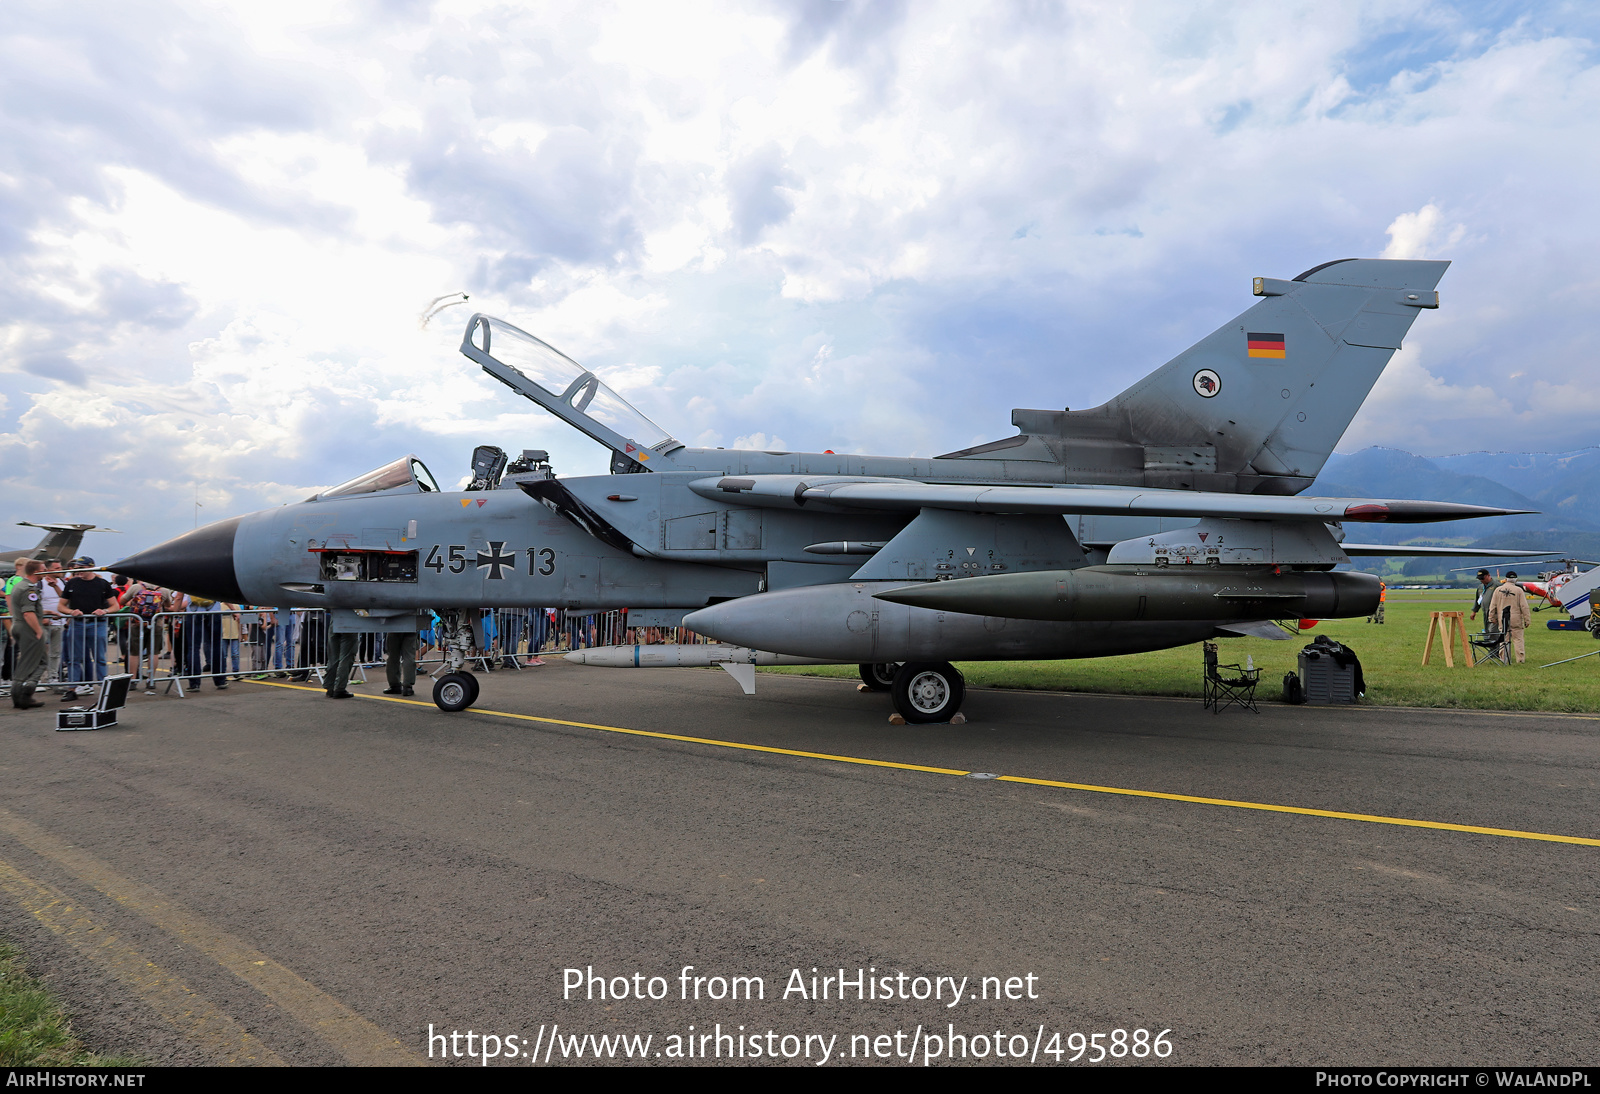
[433,671,479,712]
[430,609,482,712]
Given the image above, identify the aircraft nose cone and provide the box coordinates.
[113,515,245,603]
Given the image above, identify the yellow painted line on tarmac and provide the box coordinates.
[990,776,1600,847]
[247,678,968,776]
[0,856,285,1065]
[0,808,425,1066]
[245,679,1600,847]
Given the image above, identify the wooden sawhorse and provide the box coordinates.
[1421,611,1472,667]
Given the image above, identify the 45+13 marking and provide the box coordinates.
[423,542,555,579]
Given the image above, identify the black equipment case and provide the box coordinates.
[56,674,133,731]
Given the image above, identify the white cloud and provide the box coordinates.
[1340,343,1520,453]
[1381,203,1465,260]
[730,432,786,452]
[3,1,1600,550]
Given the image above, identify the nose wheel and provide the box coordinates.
[891,661,966,724]
[433,671,480,712]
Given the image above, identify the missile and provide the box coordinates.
[564,644,833,668]
[565,643,836,696]
[870,566,1381,622]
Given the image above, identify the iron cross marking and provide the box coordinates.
[476,541,516,580]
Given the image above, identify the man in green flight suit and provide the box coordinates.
[8,560,48,709]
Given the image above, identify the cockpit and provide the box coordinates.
[309,456,441,502]
[460,314,680,471]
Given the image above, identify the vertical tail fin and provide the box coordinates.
[992,259,1449,494]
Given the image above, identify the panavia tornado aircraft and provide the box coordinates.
[115,258,1540,721]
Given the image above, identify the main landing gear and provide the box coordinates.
[859,661,967,724]
[857,662,901,691]
[431,609,481,713]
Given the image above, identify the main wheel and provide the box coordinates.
[433,672,475,712]
[891,661,966,724]
[858,662,901,692]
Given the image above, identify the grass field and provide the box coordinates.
[763,592,1600,713]
[0,941,139,1067]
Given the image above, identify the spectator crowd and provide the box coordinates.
[5,557,697,709]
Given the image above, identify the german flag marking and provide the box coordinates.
[1247,332,1286,359]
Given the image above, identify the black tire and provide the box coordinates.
[891,661,966,724]
[858,662,900,692]
[433,672,475,713]
[462,672,481,705]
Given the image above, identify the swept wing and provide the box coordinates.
[691,475,1527,524]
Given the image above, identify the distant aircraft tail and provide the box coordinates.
[14,521,106,562]
[953,258,1450,495]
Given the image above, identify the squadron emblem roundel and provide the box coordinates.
[1192,369,1221,398]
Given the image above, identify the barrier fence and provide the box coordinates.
[2,605,711,699]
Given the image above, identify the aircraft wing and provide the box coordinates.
[692,476,1530,524]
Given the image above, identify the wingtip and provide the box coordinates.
[1342,501,1540,523]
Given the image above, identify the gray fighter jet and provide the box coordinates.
[114,258,1537,720]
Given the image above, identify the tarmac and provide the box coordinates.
[0,660,1596,1066]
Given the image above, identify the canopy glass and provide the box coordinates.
[469,317,676,451]
[316,456,440,501]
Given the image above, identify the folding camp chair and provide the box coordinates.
[1469,607,1513,667]
[1202,641,1261,714]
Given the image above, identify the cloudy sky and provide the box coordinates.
[1,0,1597,556]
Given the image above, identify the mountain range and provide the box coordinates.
[1311,447,1600,576]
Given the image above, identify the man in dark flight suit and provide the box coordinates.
[384,629,417,697]
[326,629,357,699]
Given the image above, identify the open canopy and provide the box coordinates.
[461,314,678,466]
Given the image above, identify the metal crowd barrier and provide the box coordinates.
[450,608,712,672]
[2,611,149,699]
[142,608,337,695]
[4,605,720,700]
